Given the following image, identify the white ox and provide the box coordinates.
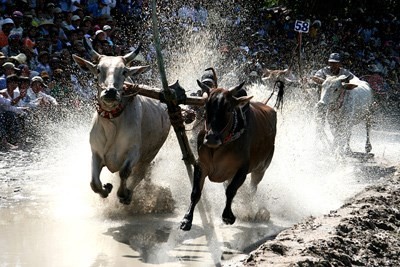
[72,44,170,204]
[316,75,373,155]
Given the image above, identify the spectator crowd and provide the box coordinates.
[0,1,399,150]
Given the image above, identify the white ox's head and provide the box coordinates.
[317,75,358,108]
[72,39,149,111]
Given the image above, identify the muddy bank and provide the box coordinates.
[227,165,400,267]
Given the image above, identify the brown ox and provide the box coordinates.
[180,81,279,231]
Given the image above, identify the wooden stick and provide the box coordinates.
[124,82,207,106]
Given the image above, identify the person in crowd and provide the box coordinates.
[0,74,22,104]
[26,76,58,108]
[0,94,27,150]
[23,25,38,53]
[1,33,24,57]
[10,11,25,36]
[17,64,31,78]
[102,24,114,46]
[87,0,112,18]
[0,18,15,47]
[311,53,356,85]
[92,29,108,54]
[0,62,19,89]
[70,15,82,31]
[35,51,52,76]
[8,54,27,71]
[47,68,76,106]
[16,75,31,107]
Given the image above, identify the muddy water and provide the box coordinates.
[0,85,399,267]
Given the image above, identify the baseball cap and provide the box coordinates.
[103,25,112,31]
[95,30,105,36]
[3,18,14,25]
[31,76,48,87]
[2,62,19,70]
[71,15,81,21]
[6,73,19,82]
[328,53,341,63]
[12,11,24,18]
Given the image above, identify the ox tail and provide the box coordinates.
[264,80,285,110]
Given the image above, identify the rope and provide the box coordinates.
[168,106,185,131]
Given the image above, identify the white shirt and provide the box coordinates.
[0,95,26,114]
[26,88,58,107]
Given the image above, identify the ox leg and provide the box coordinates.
[222,166,248,225]
[365,119,372,153]
[117,159,137,205]
[180,163,205,231]
[90,153,113,198]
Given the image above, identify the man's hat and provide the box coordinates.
[328,53,341,63]
[18,75,30,82]
[6,73,19,82]
[2,62,19,71]
[10,53,27,64]
[2,18,14,25]
[31,75,48,87]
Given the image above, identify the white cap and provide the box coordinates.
[3,18,15,25]
[71,15,81,21]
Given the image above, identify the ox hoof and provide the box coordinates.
[365,144,372,153]
[222,209,236,225]
[104,183,113,193]
[180,219,192,231]
[118,189,132,205]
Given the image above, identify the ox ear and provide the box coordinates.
[72,54,98,74]
[228,81,245,95]
[343,83,358,90]
[233,95,253,108]
[126,65,150,76]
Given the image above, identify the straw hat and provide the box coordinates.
[10,53,27,64]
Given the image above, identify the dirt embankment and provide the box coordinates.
[228,165,400,267]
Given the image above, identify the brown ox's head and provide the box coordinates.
[261,68,289,80]
[201,81,252,148]
[72,38,149,111]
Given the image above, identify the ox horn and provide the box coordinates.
[83,37,101,61]
[228,81,245,95]
[123,43,142,64]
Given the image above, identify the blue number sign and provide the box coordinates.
[294,20,309,33]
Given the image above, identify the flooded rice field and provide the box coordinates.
[1,83,399,267]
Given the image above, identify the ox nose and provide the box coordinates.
[103,88,118,99]
[204,133,222,148]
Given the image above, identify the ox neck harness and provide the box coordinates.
[212,107,247,145]
[96,102,125,119]
[94,84,138,119]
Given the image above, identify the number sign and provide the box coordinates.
[294,20,309,33]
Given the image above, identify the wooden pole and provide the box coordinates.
[150,1,221,265]
[123,82,207,106]
[150,0,196,167]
